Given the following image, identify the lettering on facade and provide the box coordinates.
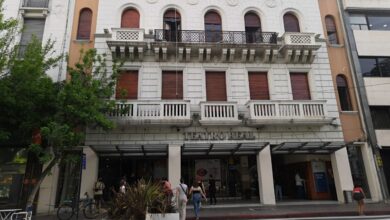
[184,131,256,141]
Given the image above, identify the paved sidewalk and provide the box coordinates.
[32,201,390,220]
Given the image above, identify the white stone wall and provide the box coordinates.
[91,0,343,144]
[3,0,21,20]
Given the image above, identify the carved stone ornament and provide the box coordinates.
[187,0,199,5]
[226,0,238,6]
[146,0,158,4]
[266,0,277,8]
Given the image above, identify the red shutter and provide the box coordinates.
[290,73,311,100]
[248,72,269,100]
[245,12,261,28]
[206,72,227,101]
[77,8,92,40]
[205,11,221,25]
[325,16,337,32]
[121,9,140,28]
[284,13,300,32]
[162,71,183,99]
[116,71,138,99]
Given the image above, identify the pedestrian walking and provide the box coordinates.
[208,174,217,205]
[189,181,206,220]
[295,172,305,199]
[176,178,188,220]
[93,177,105,209]
[162,177,173,205]
[119,179,126,194]
[353,184,366,215]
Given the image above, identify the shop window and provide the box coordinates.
[115,71,138,99]
[204,11,222,42]
[290,73,310,100]
[370,106,390,129]
[359,57,390,77]
[77,8,92,40]
[244,12,261,43]
[248,72,269,100]
[283,13,300,32]
[325,15,339,45]
[336,75,352,111]
[162,71,183,99]
[206,72,227,101]
[121,8,140,28]
[163,9,181,42]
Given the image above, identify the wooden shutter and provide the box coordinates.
[164,10,181,21]
[205,11,221,25]
[325,16,337,32]
[284,13,300,32]
[248,72,269,100]
[245,12,261,29]
[77,8,92,40]
[290,73,311,100]
[20,19,45,45]
[206,72,227,101]
[115,71,138,99]
[162,71,183,99]
[121,9,140,28]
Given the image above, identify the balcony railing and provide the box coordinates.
[154,29,278,44]
[111,28,145,42]
[109,100,190,120]
[200,102,239,121]
[22,0,49,8]
[247,100,328,121]
[282,32,317,46]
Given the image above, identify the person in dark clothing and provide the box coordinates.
[208,174,217,205]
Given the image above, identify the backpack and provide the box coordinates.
[353,188,364,201]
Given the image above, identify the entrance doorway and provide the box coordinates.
[272,154,337,201]
[182,155,259,202]
[98,157,167,200]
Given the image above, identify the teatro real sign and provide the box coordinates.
[184,131,256,141]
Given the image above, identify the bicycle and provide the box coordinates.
[57,192,100,220]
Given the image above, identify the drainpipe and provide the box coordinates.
[337,0,389,202]
[57,0,73,82]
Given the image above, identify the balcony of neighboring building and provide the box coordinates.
[108,100,191,127]
[20,0,49,17]
[280,32,321,64]
[246,100,332,126]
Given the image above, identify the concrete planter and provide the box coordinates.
[145,213,179,220]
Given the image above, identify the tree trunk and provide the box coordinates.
[26,156,59,210]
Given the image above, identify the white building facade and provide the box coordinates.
[80,0,355,206]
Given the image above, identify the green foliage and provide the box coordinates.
[108,179,175,220]
[0,0,18,73]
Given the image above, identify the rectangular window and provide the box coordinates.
[359,57,390,77]
[290,73,311,100]
[350,14,368,30]
[350,13,390,31]
[115,71,138,99]
[162,71,183,99]
[206,72,227,101]
[370,106,390,129]
[248,72,269,100]
[19,18,45,56]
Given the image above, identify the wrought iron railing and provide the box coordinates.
[154,29,278,44]
[22,0,49,8]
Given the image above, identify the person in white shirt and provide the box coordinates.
[176,178,188,220]
[295,172,305,199]
[94,177,105,209]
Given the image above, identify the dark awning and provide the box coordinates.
[181,142,269,156]
[91,144,168,157]
[272,142,345,154]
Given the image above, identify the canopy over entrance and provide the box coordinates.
[272,142,345,154]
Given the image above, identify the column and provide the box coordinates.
[80,146,99,199]
[331,147,354,203]
[168,144,181,188]
[360,143,382,201]
[256,145,276,205]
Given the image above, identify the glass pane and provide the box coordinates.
[377,58,390,77]
[347,146,371,199]
[349,14,367,25]
[367,15,390,30]
[359,58,380,77]
[370,106,390,129]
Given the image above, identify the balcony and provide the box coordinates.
[152,30,279,63]
[109,100,191,126]
[280,32,321,63]
[20,0,49,17]
[107,28,147,61]
[199,102,241,126]
[246,100,333,126]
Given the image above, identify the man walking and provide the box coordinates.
[208,174,217,205]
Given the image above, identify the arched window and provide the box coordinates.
[204,11,222,42]
[325,15,339,44]
[336,75,352,111]
[77,8,92,40]
[121,8,140,28]
[163,9,181,42]
[245,12,261,43]
[283,13,300,32]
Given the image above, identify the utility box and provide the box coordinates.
[343,190,353,203]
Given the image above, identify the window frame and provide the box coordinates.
[76,8,93,40]
[283,12,300,32]
[359,57,390,77]
[336,75,353,111]
[325,15,339,45]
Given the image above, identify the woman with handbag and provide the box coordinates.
[176,178,188,220]
[352,184,365,215]
[189,181,207,220]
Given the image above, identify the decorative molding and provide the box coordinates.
[265,0,277,8]
[187,0,199,5]
[226,0,238,6]
[146,0,158,4]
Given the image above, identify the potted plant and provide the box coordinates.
[108,179,179,220]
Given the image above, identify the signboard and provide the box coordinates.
[184,131,255,141]
[313,172,328,193]
[195,159,221,182]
